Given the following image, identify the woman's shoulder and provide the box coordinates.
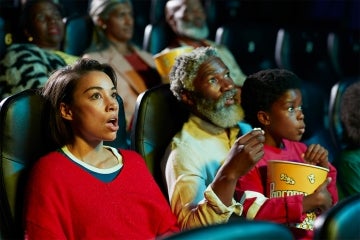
[36,150,66,164]
[118,149,143,160]
[82,48,111,62]
[117,149,151,169]
[53,50,78,65]
[5,43,55,56]
[339,148,360,162]
[30,151,68,176]
[132,44,154,59]
[6,43,40,51]
[82,50,100,58]
[2,43,41,59]
[2,43,66,64]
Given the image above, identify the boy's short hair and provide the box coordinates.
[241,68,302,127]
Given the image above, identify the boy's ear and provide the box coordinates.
[257,110,270,126]
[60,103,73,121]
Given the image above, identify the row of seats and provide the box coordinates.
[164,219,294,239]
[166,193,360,239]
[0,7,359,165]
[0,79,359,239]
[61,14,360,105]
[0,11,358,159]
[0,2,358,156]
[1,0,359,79]
[0,5,359,103]
[0,0,216,55]
[0,16,5,58]
[0,11,358,84]
[216,23,360,83]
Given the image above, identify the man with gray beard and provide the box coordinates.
[164,0,247,86]
[161,47,265,230]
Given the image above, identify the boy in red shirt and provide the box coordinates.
[235,69,338,240]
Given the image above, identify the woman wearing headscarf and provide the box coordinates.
[83,0,163,132]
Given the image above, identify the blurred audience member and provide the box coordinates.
[164,0,246,86]
[334,81,360,200]
[0,0,77,100]
[83,0,163,131]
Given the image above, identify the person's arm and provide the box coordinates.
[235,161,305,224]
[165,147,242,230]
[327,162,339,204]
[165,130,264,229]
[241,192,304,224]
[302,143,338,204]
[211,130,264,206]
[24,157,67,239]
[127,151,180,237]
[235,141,330,224]
[302,178,332,213]
[336,150,360,198]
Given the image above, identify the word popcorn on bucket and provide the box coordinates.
[267,160,328,230]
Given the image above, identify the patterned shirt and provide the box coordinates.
[0,43,77,100]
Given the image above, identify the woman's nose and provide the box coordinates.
[125,14,134,25]
[106,97,119,112]
[46,15,60,23]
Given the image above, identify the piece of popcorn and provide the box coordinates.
[253,127,265,134]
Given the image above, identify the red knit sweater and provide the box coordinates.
[24,149,179,239]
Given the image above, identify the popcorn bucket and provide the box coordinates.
[153,46,194,83]
[267,160,329,230]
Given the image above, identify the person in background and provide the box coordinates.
[162,46,265,230]
[236,68,338,240]
[164,0,246,86]
[83,0,163,132]
[23,58,179,239]
[334,81,360,200]
[0,0,77,100]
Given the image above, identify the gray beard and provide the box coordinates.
[176,20,209,40]
[194,90,244,128]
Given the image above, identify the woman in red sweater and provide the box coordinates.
[23,58,179,239]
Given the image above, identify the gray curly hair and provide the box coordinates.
[169,46,219,100]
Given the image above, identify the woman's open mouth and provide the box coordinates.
[106,118,119,132]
